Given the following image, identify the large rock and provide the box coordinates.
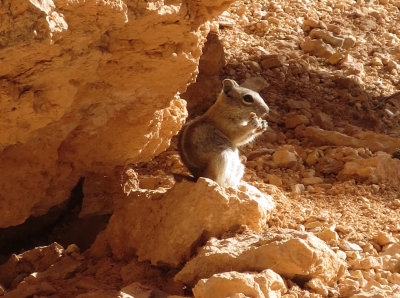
[301,127,400,154]
[0,0,234,228]
[338,152,400,186]
[193,270,287,298]
[104,178,276,266]
[175,229,346,286]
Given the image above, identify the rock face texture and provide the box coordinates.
[0,0,234,228]
[104,178,276,266]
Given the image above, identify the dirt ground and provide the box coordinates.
[163,0,400,295]
[215,0,400,248]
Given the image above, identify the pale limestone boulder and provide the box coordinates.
[105,178,275,266]
[241,77,270,92]
[303,18,327,31]
[302,127,400,154]
[175,229,346,286]
[301,177,324,185]
[338,153,400,186]
[314,111,334,130]
[317,228,339,242]
[265,174,283,187]
[192,270,287,298]
[343,36,356,49]
[0,0,234,228]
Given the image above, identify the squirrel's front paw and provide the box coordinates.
[248,112,261,128]
[259,119,268,131]
[255,119,268,132]
[249,113,268,132]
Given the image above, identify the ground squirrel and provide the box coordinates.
[179,79,269,187]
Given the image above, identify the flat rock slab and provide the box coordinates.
[175,229,346,286]
[105,178,276,266]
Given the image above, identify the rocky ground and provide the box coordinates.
[181,0,400,294]
[188,0,400,295]
[1,0,400,297]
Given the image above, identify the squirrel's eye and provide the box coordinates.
[243,95,254,104]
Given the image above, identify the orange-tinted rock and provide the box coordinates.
[175,229,346,286]
[0,243,64,289]
[285,114,310,129]
[104,178,275,266]
[260,55,285,69]
[272,145,299,168]
[302,127,400,154]
[338,153,400,186]
[301,37,335,59]
[193,270,287,298]
[0,0,235,228]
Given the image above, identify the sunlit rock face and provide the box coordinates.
[0,0,235,227]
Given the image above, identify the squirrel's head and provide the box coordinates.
[221,79,270,117]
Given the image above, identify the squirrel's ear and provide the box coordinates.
[222,79,239,95]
